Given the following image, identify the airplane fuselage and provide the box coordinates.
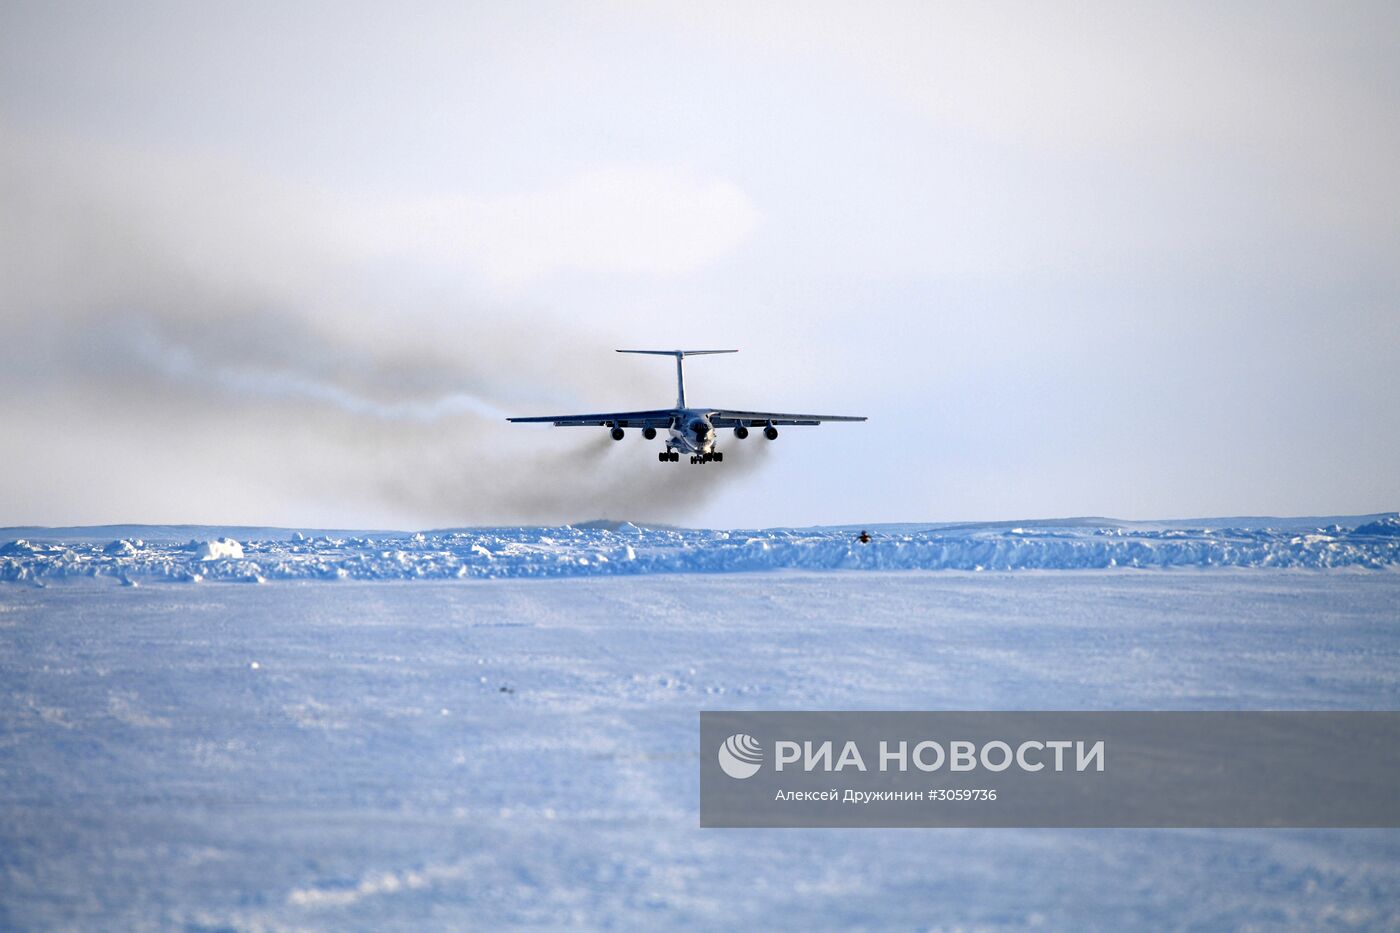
[666,409,716,456]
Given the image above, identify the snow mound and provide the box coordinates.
[3,518,1400,585]
[1,539,42,556]
[191,538,244,561]
[1353,514,1400,536]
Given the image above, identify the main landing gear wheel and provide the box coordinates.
[658,451,669,463]
[713,451,724,462]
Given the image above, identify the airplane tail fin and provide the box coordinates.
[615,349,737,408]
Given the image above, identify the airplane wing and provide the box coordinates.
[506,409,677,428]
[707,409,867,427]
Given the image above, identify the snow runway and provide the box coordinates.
[3,571,1399,928]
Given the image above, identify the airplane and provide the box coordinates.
[507,349,867,464]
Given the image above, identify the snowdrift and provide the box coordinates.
[3,516,1399,585]
[190,538,245,561]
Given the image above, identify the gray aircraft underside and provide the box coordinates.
[507,350,866,464]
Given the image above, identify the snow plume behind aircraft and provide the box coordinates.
[0,132,765,526]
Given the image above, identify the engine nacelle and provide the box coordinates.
[763,425,779,440]
[610,426,625,441]
[733,425,749,439]
[642,426,657,440]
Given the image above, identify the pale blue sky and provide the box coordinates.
[2,1,1397,527]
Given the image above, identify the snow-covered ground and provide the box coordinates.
[3,521,1400,928]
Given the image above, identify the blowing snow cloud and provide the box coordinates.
[0,129,764,526]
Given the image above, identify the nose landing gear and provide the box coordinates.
[658,450,680,463]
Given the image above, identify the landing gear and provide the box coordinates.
[666,449,729,464]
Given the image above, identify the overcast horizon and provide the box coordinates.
[3,1,1398,528]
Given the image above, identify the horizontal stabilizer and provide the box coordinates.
[616,349,736,407]
[616,349,737,357]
